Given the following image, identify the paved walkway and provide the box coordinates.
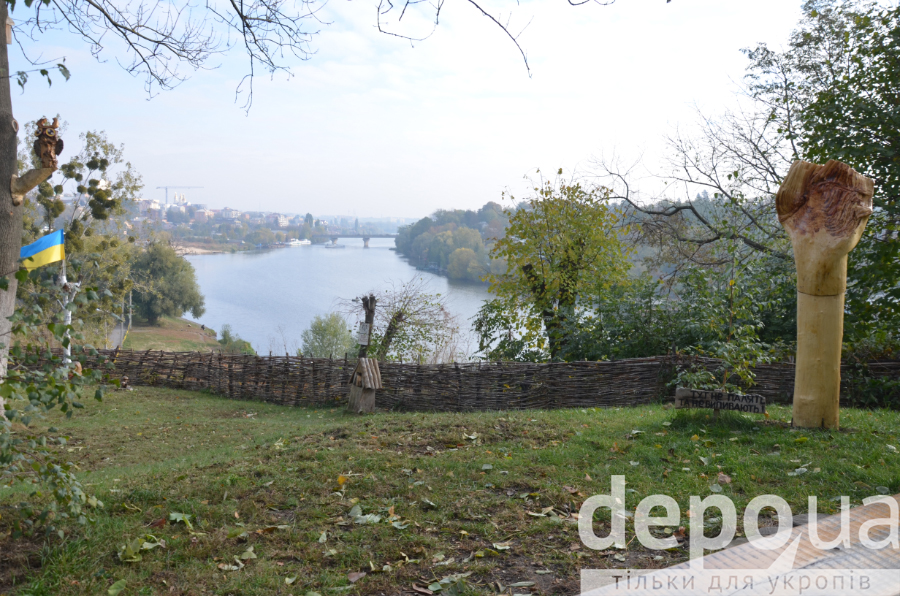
[108,322,127,348]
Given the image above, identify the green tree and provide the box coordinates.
[218,324,256,355]
[480,170,631,360]
[340,278,463,363]
[131,242,205,325]
[300,313,354,358]
[1,269,110,536]
[16,127,141,348]
[745,0,900,335]
[246,227,275,246]
[447,247,486,282]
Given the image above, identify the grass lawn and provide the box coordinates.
[122,317,220,352]
[1,388,899,596]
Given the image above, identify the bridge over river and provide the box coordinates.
[312,233,397,248]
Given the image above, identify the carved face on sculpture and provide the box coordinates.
[33,117,64,170]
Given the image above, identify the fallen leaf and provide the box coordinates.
[286,576,297,585]
[217,560,244,571]
[108,579,127,596]
[493,541,512,550]
[348,571,366,583]
[168,512,193,530]
[717,473,732,484]
[318,531,327,543]
[412,584,434,595]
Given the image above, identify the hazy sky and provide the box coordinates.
[9,0,802,218]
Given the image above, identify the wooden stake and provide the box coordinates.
[776,160,874,429]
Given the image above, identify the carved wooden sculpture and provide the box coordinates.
[10,117,63,206]
[776,160,874,429]
[347,294,380,414]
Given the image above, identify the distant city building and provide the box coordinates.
[194,210,209,223]
[220,208,241,220]
[267,214,289,228]
[135,198,161,213]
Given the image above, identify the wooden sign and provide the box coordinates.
[675,388,766,415]
[356,323,370,346]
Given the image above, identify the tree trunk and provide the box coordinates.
[376,310,403,360]
[776,159,874,429]
[348,295,378,413]
[0,4,21,384]
[356,294,376,359]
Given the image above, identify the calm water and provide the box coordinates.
[186,238,491,354]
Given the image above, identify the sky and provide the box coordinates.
[9,0,803,219]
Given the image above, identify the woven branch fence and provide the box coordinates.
[28,349,900,412]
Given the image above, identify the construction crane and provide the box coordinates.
[156,186,204,205]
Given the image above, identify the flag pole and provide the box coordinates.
[60,258,71,362]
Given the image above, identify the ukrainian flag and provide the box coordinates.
[20,229,65,271]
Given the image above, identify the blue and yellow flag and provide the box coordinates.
[20,230,65,271]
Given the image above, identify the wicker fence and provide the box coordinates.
[34,349,900,412]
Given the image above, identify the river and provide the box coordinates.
[185,238,491,354]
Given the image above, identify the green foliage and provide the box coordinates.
[348,278,463,363]
[478,170,631,360]
[300,313,355,358]
[447,247,485,282]
[12,59,70,91]
[1,271,109,537]
[744,0,900,336]
[217,324,256,355]
[245,227,276,246]
[16,127,143,347]
[131,242,206,325]
[395,202,506,280]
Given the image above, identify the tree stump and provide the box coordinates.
[776,160,874,429]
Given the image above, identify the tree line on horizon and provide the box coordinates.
[394,201,511,282]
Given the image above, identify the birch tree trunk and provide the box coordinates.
[776,159,874,429]
[0,4,21,390]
